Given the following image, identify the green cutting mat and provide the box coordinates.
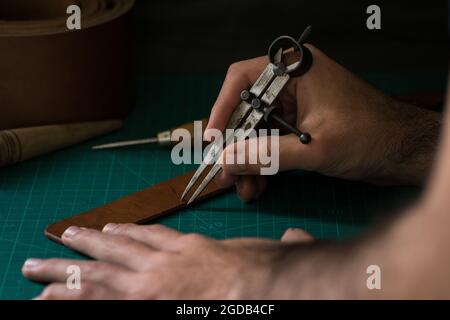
[0,72,445,299]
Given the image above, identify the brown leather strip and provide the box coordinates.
[45,171,229,243]
[0,0,135,130]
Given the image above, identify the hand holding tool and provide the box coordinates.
[181,26,314,204]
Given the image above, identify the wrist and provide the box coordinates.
[269,242,364,299]
[369,101,441,185]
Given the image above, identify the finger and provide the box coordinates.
[22,258,131,290]
[205,57,267,137]
[61,227,157,271]
[216,170,238,188]
[102,223,183,251]
[35,282,122,300]
[281,228,315,243]
[217,164,267,189]
[221,134,310,176]
[235,177,257,202]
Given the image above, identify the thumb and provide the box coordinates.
[281,228,315,243]
[220,133,311,176]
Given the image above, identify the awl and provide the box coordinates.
[92,119,208,150]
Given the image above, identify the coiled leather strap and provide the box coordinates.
[0,0,135,130]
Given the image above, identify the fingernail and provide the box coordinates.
[103,223,118,233]
[23,258,42,269]
[203,129,215,142]
[203,132,211,142]
[63,226,81,238]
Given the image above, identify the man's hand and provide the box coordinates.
[207,45,441,201]
[22,224,314,300]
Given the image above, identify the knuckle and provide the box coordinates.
[116,235,137,247]
[82,261,105,274]
[101,234,136,251]
[226,61,244,77]
[113,223,133,234]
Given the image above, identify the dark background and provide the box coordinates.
[131,0,449,74]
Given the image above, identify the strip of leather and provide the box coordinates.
[0,0,135,130]
[45,171,229,243]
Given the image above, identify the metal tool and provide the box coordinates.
[91,119,208,150]
[92,133,170,150]
[181,26,314,204]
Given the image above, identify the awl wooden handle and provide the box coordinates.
[159,118,209,146]
[0,120,123,167]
